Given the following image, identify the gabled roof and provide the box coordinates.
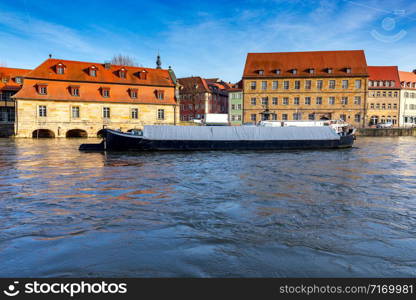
[25,58,175,87]
[243,50,368,78]
[367,66,401,89]
[399,71,416,82]
[399,71,416,90]
[177,77,210,93]
[0,67,31,90]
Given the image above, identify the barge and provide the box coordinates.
[79,122,355,151]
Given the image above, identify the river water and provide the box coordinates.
[0,137,416,277]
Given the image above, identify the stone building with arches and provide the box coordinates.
[13,58,179,138]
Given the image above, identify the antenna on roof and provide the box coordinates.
[49,54,52,58]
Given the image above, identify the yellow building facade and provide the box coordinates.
[243,77,367,127]
[365,66,401,127]
[15,99,178,138]
[242,50,369,128]
[13,58,179,138]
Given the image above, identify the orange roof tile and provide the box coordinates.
[243,50,368,78]
[177,77,211,93]
[367,66,401,89]
[25,58,175,87]
[0,67,31,90]
[14,78,176,105]
[399,71,416,90]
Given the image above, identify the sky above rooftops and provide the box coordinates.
[0,0,415,82]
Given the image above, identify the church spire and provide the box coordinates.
[156,52,162,69]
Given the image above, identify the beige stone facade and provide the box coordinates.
[243,77,367,127]
[15,99,178,138]
[366,89,400,126]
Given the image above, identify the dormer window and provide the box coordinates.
[56,63,65,75]
[346,68,351,74]
[309,68,315,74]
[89,66,97,77]
[15,77,23,84]
[101,87,110,98]
[292,69,297,75]
[258,70,264,75]
[69,85,80,97]
[275,69,281,75]
[327,68,333,74]
[138,70,148,80]
[119,68,127,79]
[37,84,48,95]
[129,88,138,99]
[2,77,9,83]
[155,89,164,100]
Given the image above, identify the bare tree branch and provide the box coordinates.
[110,54,139,67]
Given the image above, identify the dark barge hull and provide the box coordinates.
[81,129,355,151]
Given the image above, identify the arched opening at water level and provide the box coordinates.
[32,129,55,138]
[97,129,105,138]
[66,129,88,138]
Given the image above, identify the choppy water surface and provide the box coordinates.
[1,137,416,277]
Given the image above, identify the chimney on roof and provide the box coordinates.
[49,54,52,58]
[104,61,111,69]
[413,69,416,74]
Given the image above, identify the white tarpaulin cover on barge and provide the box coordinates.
[143,126,341,141]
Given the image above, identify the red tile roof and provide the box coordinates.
[14,79,177,105]
[25,58,175,87]
[0,67,31,90]
[399,71,416,90]
[367,66,401,89]
[177,77,211,93]
[13,59,177,104]
[243,50,368,78]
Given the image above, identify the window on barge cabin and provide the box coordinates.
[103,107,110,118]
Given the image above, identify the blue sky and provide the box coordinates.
[0,0,415,82]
